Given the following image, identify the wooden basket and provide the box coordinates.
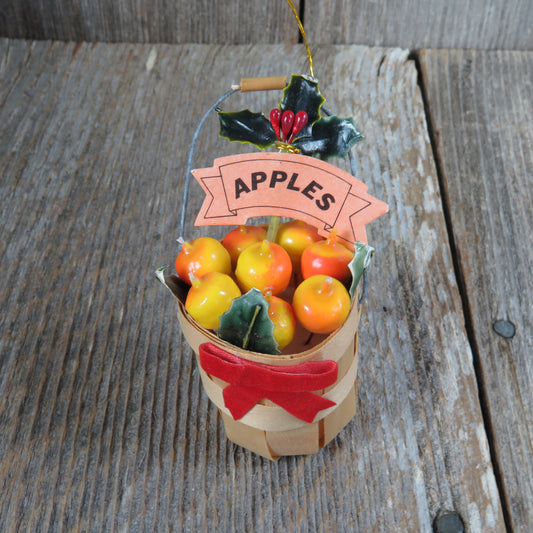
[177,294,362,461]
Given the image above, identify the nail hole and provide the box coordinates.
[433,510,464,533]
[493,319,516,339]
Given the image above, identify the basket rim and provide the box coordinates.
[177,287,362,366]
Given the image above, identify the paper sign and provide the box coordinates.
[192,152,388,246]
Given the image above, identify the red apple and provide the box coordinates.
[300,229,354,284]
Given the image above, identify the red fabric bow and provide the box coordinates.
[199,342,338,423]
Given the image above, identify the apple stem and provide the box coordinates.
[266,215,281,242]
[242,305,262,350]
[327,228,338,246]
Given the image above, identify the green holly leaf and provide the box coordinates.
[216,288,280,355]
[218,109,277,149]
[279,75,325,138]
[348,242,374,299]
[293,116,364,159]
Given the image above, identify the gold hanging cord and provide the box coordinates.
[286,0,315,78]
[234,1,314,91]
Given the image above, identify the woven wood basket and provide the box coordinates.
[177,292,362,461]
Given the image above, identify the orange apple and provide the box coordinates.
[175,236,231,284]
[235,240,292,295]
[292,275,351,334]
[185,272,241,329]
[300,229,354,284]
[221,225,267,268]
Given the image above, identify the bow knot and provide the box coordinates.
[199,343,338,423]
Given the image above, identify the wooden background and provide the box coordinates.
[1,1,532,532]
[1,0,532,49]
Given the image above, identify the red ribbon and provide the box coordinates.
[199,342,338,423]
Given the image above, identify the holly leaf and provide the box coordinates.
[293,116,364,159]
[216,288,280,355]
[218,109,277,149]
[279,74,325,138]
[348,242,374,299]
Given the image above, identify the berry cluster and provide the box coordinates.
[269,109,308,144]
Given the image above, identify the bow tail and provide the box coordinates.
[223,384,267,420]
[269,391,336,423]
[223,384,336,423]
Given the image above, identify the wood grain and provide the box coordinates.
[420,48,533,533]
[305,0,533,50]
[0,40,504,531]
[3,0,533,50]
[0,0,300,44]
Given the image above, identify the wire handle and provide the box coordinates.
[178,88,238,244]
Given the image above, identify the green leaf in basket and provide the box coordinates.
[293,116,364,159]
[348,242,375,299]
[216,288,280,355]
[218,109,277,149]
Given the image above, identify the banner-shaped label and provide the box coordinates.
[192,153,388,246]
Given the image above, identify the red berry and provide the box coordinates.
[288,111,308,143]
[281,110,295,142]
[270,108,281,140]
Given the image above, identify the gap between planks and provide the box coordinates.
[410,49,513,533]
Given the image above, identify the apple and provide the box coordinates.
[300,229,354,284]
[235,240,292,295]
[175,236,231,284]
[265,292,297,349]
[276,219,321,272]
[185,272,241,329]
[292,275,351,334]
[221,225,267,268]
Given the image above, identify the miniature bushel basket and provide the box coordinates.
[176,284,363,460]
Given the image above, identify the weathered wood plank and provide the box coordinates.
[2,0,532,50]
[420,48,533,533]
[0,39,504,531]
[0,0,300,44]
[305,0,533,50]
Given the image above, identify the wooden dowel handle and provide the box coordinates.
[237,76,288,92]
